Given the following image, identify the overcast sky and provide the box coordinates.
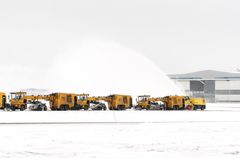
[0,0,240,74]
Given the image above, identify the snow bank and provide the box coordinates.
[0,103,240,123]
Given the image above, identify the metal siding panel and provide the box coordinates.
[216,90,240,95]
[216,80,240,90]
[216,95,240,102]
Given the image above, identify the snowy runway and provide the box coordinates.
[0,103,240,158]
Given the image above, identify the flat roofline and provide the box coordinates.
[172,78,240,81]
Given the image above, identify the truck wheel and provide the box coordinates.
[42,106,47,111]
[135,106,142,110]
[11,106,16,111]
[20,105,25,111]
[146,105,150,110]
[65,105,70,111]
[201,106,205,110]
[117,105,122,110]
[83,105,89,111]
[74,105,80,110]
[60,105,65,111]
[173,106,179,110]
[119,105,125,110]
[119,105,126,110]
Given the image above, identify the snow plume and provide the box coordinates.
[46,38,183,97]
[0,37,183,97]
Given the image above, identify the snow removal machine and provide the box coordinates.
[105,95,133,110]
[0,91,206,111]
[161,95,193,110]
[92,95,133,110]
[48,93,108,111]
[190,98,206,110]
[135,95,165,110]
[7,92,47,111]
[48,93,88,111]
[77,94,107,111]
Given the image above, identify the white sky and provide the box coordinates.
[0,0,240,74]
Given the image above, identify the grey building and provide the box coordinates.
[169,70,240,103]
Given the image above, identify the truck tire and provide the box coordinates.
[11,106,16,111]
[60,105,65,111]
[117,105,125,110]
[74,104,80,110]
[83,105,89,111]
[65,105,70,111]
[103,106,107,111]
[42,105,47,111]
[117,105,123,110]
[146,105,151,110]
[135,106,142,110]
[20,105,26,111]
[173,106,179,110]
[193,106,197,110]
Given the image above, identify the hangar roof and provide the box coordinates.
[169,70,240,80]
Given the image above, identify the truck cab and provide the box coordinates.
[9,92,28,111]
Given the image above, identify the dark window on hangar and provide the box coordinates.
[190,81,204,91]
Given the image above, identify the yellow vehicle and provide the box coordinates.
[190,98,206,110]
[48,93,90,111]
[161,95,193,110]
[7,91,48,111]
[77,94,92,110]
[136,95,165,110]
[9,92,29,111]
[77,94,107,110]
[101,94,132,110]
[0,92,7,109]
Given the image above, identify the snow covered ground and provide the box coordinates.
[0,103,240,158]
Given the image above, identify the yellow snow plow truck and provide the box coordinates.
[135,95,165,110]
[8,91,48,111]
[100,95,133,110]
[9,92,29,111]
[190,98,206,110]
[161,96,193,110]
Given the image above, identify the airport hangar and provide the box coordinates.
[169,70,240,103]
